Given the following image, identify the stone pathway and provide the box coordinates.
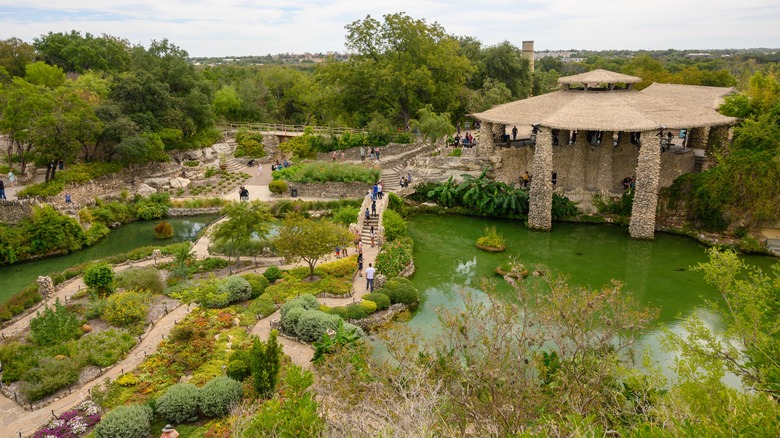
[0,303,192,438]
[2,149,407,437]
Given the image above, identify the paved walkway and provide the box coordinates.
[2,149,404,437]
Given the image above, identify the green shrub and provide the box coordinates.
[281,307,305,334]
[248,295,277,318]
[20,356,80,401]
[83,262,115,298]
[155,382,201,423]
[241,273,270,298]
[273,162,380,184]
[330,306,348,319]
[17,180,66,198]
[0,286,42,322]
[192,280,230,308]
[263,266,283,283]
[345,303,367,320]
[382,209,407,241]
[387,192,409,217]
[332,206,360,226]
[102,291,148,327]
[476,226,506,249]
[375,237,413,278]
[133,193,170,220]
[294,309,342,343]
[269,179,288,195]
[363,293,391,311]
[75,328,136,367]
[94,404,153,438]
[359,299,378,314]
[552,193,579,220]
[199,376,244,418]
[380,277,420,306]
[280,294,321,318]
[234,138,266,158]
[85,221,111,244]
[29,299,82,346]
[227,360,250,381]
[115,266,164,294]
[219,275,253,302]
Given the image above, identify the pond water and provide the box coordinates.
[0,215,219,305]
[404,214,777,383]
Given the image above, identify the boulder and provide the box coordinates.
[180,149,203,161]
[143,177,170,188]
[211,142,233,156]
[202,146,218,162]
[169,177,191,189]
[136,183,157,196]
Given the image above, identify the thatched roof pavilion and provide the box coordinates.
[473,69,737,131]
[470,69,739,240]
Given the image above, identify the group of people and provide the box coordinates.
[399,172,412,188]
[453,132,476,147]
[271,159,290,171]
[359,146,381,161]
[622,176,636,191]
[238,186,250,201]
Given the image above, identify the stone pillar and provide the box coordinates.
[703,125,729,171]
[478,121,495,157]
[528,127,554,231]
[628,131,661,239]
[686,127,708,150]
[596,131,614,191]
[37,276,55,298]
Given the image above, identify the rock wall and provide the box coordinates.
[528,127,554,231]
[407,155,491,183]
[289,182,371,198]
[629,132,662,239]
[0,199,37,224]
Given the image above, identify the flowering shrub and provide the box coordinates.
[101,291,148,327]
[375,237,413,278]
[33,400,101,438]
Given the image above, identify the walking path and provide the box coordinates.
[2,146,409,437]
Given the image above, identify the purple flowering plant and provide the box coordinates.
[33,400,101,438]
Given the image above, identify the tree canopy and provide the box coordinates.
[274,214,353,278]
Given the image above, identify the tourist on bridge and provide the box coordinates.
[364,207,370,221]
[377,182,384,199]
[372,183,378,200]
[371,199,377,217]
[375,147,381,160]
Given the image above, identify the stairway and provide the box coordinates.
[380,165,405,193]
[360,205,380,244]
[693,155,704,173]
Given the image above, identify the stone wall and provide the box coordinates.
[628,131,662,239]
[407,155,491,183]
[167,207,224,216]
[288,181,371,198]
[659,149,695,187]
[0,199,37,224]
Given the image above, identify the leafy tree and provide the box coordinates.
[212,85,241,120]
[0,37,35,78]
[83,262,115,298]
[33,31,131,73]
[664,248,780,398]
[210,201,273,261]
[342,13,473,126]
[0,78,54,173]
[410,104,455,146]
[251,330,282,399]
[24,61,66,88]
[274,214,353,278]
[482,41,532,99]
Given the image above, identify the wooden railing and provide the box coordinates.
[220,123,366,136]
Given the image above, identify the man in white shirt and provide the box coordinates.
[377,182,383,199]
[365,263,376,292]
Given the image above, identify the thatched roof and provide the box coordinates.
[642,82,737,110]
[558,69,642,86]
[472,75,738,131]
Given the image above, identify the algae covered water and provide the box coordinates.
[0,215,218,304]
[404,214,777,383]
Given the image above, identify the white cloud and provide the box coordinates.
[0,0,777,56]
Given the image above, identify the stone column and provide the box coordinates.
[686,127,708,150]
[478,121,495,157]
[703,125,729,171]
[596,131,614,191]
[628,131,661,239]
[528,127,554,231]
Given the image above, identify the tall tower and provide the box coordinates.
[522,40,534,72]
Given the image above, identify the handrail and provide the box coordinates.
[219,122,367,136]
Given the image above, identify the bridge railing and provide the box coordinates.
[220,123,366,136]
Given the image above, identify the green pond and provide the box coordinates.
[403,214,777,383]
[0,215,219,305]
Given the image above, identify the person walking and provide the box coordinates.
[512,126,518,141]
[372,183,378,201]
[375,147,380,160]
[551,171,557,188]
[364,207,370,222]
[365,263,375,292]
[406,172,412,186]
[257,163,263,177]
[377,182,383,199]
[371,199,377,217]
[360,146,366,161]
[357,252,364,277]
[522,171,530,188]
[8,170,15,187]
[331,150,337,161]
[0,178,5,200]
[370,226,376,247]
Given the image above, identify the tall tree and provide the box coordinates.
[0,37,35,78]
[342,13,473,126]
[275,214,353,279]
[34,31,131,73]
[210,201,273,260]
[482,41,532,98]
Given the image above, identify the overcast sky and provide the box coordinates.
[1,0,778,57]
